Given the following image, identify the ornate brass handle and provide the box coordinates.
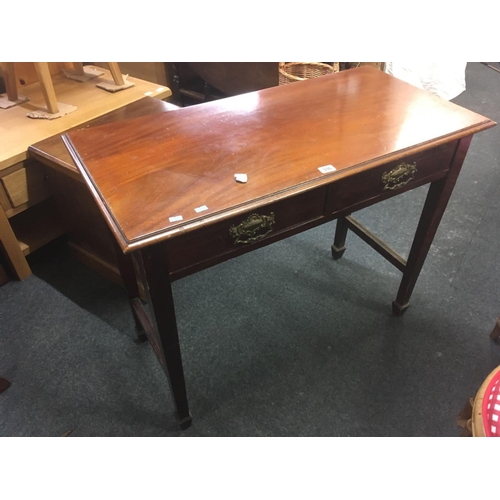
[382,162,417,190]
[229,212,275,244]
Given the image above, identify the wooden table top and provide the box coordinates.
[30,97,178,181]
[62,66,496,253]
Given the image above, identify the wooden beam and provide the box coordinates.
[345,215,407,273]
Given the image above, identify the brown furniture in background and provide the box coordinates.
[187,62,280,95]
[168,62,383,106]
[54,67,494,429]
[169,62,280,106]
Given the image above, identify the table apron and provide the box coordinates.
[165,140,458,281]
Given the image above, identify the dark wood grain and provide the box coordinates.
[325,141,456,216]
[63,67,495,253]
[41,167,118,265]
[29,97,179,180]
[165,185,328,277]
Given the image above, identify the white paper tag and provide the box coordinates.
[318,164,336,174]
[194,205,208,213]
[169,215,183,222]
[234,173,248,183]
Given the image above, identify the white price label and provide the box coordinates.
[318,165,336,174]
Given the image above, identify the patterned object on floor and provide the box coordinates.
[483,370,500,436]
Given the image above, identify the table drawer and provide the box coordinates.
[326,141,457,215]
[167,186,328,275]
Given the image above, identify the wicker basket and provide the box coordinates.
[279,62,339,85]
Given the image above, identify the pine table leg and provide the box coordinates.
[0,62,18,101]
[107,63,125,87]
[33,62,59,114]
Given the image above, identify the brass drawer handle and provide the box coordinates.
[382,162,417,190]
[229,212,275,244]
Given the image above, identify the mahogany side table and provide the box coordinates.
[58,67,495,429]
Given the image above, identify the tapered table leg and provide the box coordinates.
[332,215,349,259]
[136,243,192,430]
[392,136,473,315]
[0,377,11,394]
[490,317,500,341]
[112,240,147,342]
